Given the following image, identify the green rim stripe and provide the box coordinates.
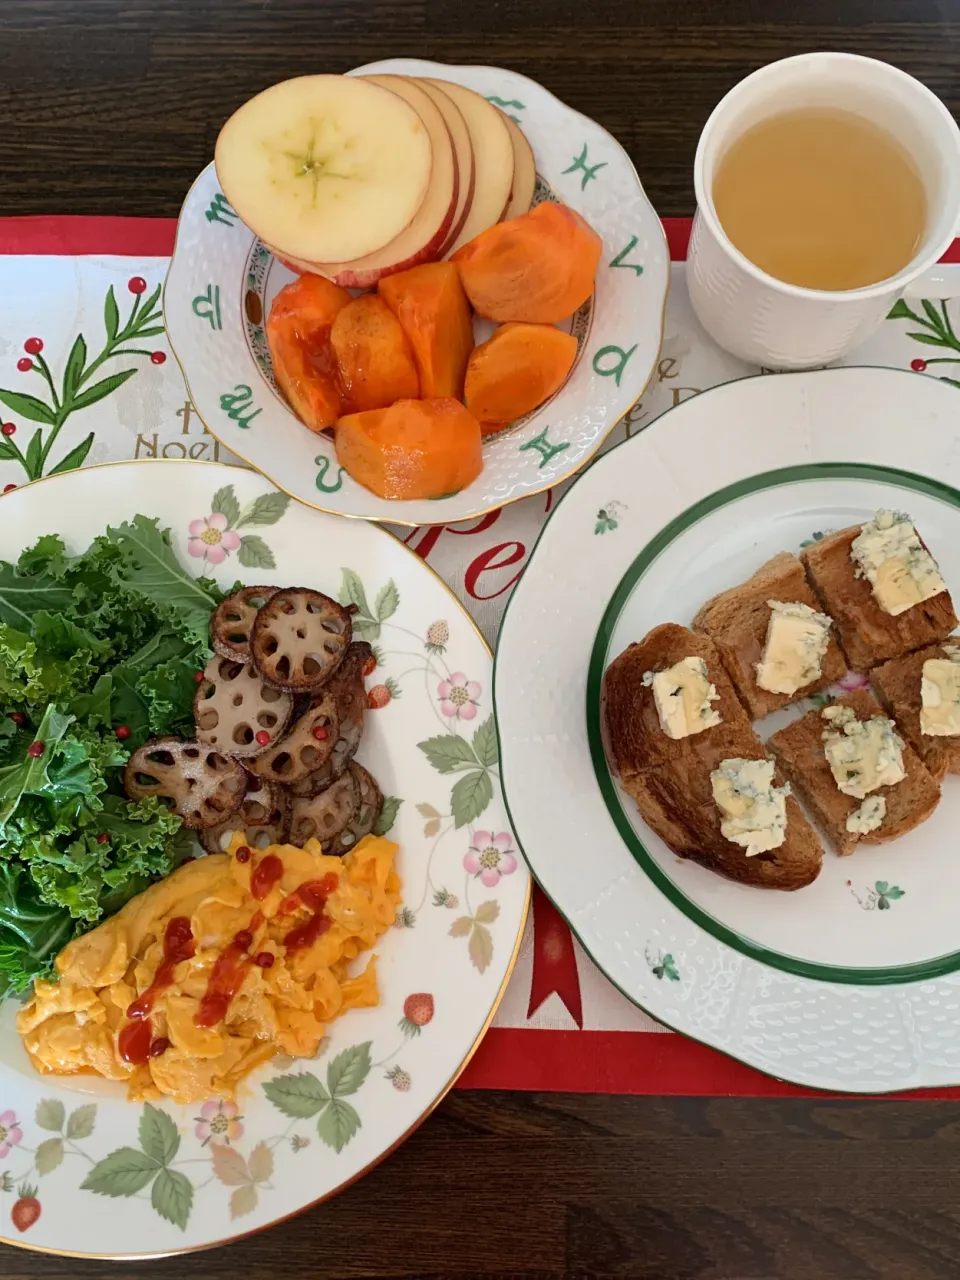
[586,461,960,986]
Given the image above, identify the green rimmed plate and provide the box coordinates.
[495,366,960,1094]
[163,59,668,527]
[0,460,528,1258]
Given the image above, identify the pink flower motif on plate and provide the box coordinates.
[0,1110,22,1159]
[464,831,518,887]
[187,512,241,565]
[438,672,481,720]
[194,1099,244,1146]
[836,670,870,692]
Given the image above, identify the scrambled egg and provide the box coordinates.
[17,833,400,1104]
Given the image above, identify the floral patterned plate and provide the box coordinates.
[496,366,960,1095]
[0,459,528,1258]
[163,59,668,527]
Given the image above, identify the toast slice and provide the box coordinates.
[692,551,846,718]
[801,525,957,670]
[767,688,940,856]
[872,644,960,783]
[602,624,823,890]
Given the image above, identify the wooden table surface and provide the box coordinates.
[2,2,960,1277]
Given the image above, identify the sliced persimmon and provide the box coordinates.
[266,274,351,432]
[452,201,602,323]
[330,295,420,414]
[378,262,475,400]
[464,322,577,434]
[335,397,482,501]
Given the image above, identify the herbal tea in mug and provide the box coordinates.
[712,106,927,291]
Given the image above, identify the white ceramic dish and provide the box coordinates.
[0,460,528,1258]
[164,59,668,527]
[495,366,960,1094]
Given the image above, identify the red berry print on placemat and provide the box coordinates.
[888,297,960,390]
[0,279,165,483]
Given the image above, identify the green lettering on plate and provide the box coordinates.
[519,426,570,469]
[220,385,261,429]
[562,144,607,190]
[609,236,644,276]
[486,95,526,123]
[205,192,238,226]
[592,344,638,386]
[315,456,345,492]
[192,284,222,330]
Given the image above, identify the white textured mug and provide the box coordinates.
[687,53,960,369]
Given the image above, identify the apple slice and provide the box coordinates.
[501,114,536,220]
[310,74,458,288]
[215,75,433,264]
[425,79,514,256]
[417,79,476,258]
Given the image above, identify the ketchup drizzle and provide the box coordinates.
[250,854,283,900]
[283,874,338,952]
[194,911,264,1028]
[118,916,195,1065]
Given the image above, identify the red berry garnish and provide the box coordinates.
[10,712,25,726]
[27,740,45,759]
[1,423,15,437]
[312,725,328,741]
[255,951,275,968]
[911,357,927,372]
[235,845,251,863]
[16,358,32,372]
[151,351,166,365]
[362,656,377,677]
[233,929,253,951]
[96,833,109,845]
[2,484,16,494]
[115,724,131,740]
[255,729,271,746]
[23,338,43,355]
[194,670,205,683]
[148,1037,171,1058]
[128,276,147,295]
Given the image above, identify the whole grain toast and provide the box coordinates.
[872,644,960,783]
[692,551,846,718]
[767,688,940,856]
[602,624,823,890]
[801,526,957,670]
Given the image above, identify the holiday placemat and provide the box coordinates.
[3,215,960,1096]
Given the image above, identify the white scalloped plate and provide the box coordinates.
[0,460,527,1258]
[164,59,668,527]
[496,366,960,1094]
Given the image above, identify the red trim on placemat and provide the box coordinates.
[0,216,177,256]
[458,1028,960,1098]
[662,216,692,261]
[0,214,956,267]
